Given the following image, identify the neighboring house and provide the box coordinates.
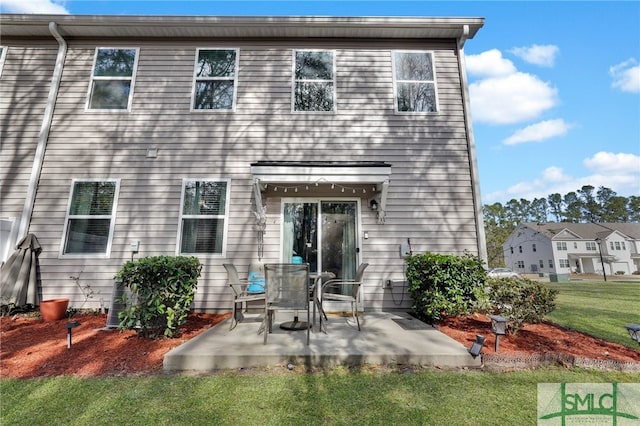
[504,222,640,276]
[0,14,486,312]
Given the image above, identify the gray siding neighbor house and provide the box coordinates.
[0,14,486,312]
[504,222,640,277]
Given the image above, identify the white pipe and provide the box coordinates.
[17,22,67,240]
[457,25,488,263]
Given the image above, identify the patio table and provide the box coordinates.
[279,271,335,331]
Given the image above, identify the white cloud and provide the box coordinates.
[466,49,517,77]
[469,72,558,125]
[483,161,640,204]
[509,44,559,67]
[610,58,640,93]
[583,151,640,174]
[503,119,572,145]
[1,0,69,14]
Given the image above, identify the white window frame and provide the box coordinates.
[392,50,439,114]
[559,258,570,268]
[291,49,336,113]
[556,241,567,251]
[586,241,597,251]
[60,178,120,258]
[0,46,7,77]
[190,48,239,112]
[177,178,231,257]
[86,47,139,112]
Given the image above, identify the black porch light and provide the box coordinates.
[369,199,378,211]
[66,321,81,349]
[489,314,508,352]
[625,324,640,345]
[468,334,485,357]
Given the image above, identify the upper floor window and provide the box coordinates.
[519,246,523,253]
[614,241,621,250]
[556,242,567,251]
[0,46,7,77]
[192,49,238,110]
[532,243,537,252]
[178,179,230,255]
[393,51,438,113]
[539,260,544,268]
[621,241,626,250]
[293,50,335,112]
[61,179,119,256]
[87,48,139,111]
[586,241,597,251]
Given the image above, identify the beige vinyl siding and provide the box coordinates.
[0,40,58,257]
[25,37,478,311]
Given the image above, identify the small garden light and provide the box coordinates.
[66,321,81,349]
[468,334,485,357]
[489,314,508,352]
[625,324,640,345]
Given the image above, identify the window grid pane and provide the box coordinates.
[196,50,236,77]
[65,219,112,254]
[89,80,132,110]
[93,49,136,77]
[194,81,234,110]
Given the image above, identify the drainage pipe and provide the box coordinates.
[17,22,67,240]
[457,25,488,263]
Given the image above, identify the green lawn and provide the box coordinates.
[1,368,638,425]
[545,280,640,348]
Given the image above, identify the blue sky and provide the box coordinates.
[3,1,639,205]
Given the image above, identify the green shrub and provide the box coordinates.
[486,277,558,335]
[406,252,487,323]
[114,256,202,338]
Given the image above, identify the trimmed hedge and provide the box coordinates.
[486,277,558,335]
[406,252,487,323]
[114,256,202,338]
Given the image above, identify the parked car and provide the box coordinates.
[487,268,521,278]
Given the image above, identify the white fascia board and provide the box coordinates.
[251,165,391,184]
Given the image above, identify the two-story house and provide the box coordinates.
[1,14,486,312]
[504,222,640,277]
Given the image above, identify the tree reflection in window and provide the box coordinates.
[394,52,437,112]
[193,49,237,110]
[88,48,137,110]
[294,50,334,112]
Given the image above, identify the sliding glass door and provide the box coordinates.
[282,200,358,280]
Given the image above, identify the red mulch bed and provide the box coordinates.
[1,311,638,378]
[1,312,228,378]
[438,313,640,364]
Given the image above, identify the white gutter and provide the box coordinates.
[17,22,67,240]
[457,25,488,263]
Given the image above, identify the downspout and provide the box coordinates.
[457,25,488,263]
[17,22,67,240]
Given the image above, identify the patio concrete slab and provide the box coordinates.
[163,311,481,372]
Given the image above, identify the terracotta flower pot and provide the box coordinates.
[40,298,69,322]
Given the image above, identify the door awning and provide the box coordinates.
[251,161,391,224]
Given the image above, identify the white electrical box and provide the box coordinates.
[130,241,140,252]
[400,242,411,257]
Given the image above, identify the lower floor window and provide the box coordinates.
[62,180,119,255]
[179,179,229,254]
[559,259,570,268]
